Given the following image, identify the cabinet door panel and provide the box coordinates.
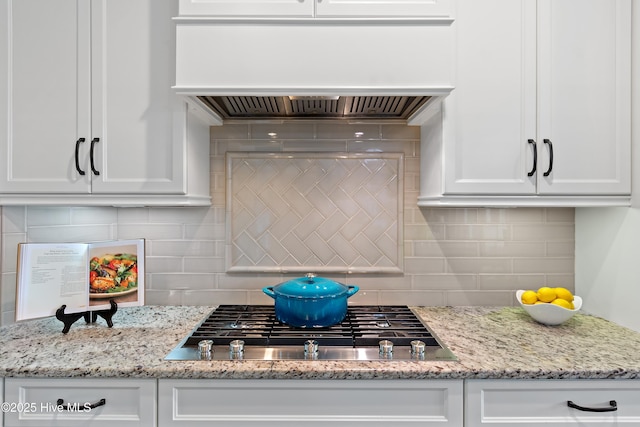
[443,0,536,195]
[159,379,464,426]
[316,0,451,17]
[536,0,631,195]
[178,0,313,17]
[90,0,186,194]
[4,378,156,427]
[466,379,640,426]
[0,0,90,193]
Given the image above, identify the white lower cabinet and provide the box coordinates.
[3,378,156,427]
[465,379,640,426]
[158,379,464,426]
[5,377,640,426]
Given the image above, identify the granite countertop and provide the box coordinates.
[2,305,640,380]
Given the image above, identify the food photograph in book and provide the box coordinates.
[88,240,145,309]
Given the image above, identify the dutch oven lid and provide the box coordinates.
[272,273,350,298]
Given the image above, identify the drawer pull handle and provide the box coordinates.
[567,400,617,412]
[56,398,106,410]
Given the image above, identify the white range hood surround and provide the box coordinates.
[173,16,455,124]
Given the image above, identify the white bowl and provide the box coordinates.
[516,290,582,326]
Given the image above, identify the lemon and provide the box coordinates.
[520,290,538,305]
[551,298,574,310]
[536,286,556,303]
[554,287,574,303]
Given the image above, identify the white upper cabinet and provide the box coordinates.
[0,0,91,195]
[90,0,183,196]
[316,0,451,18]
[535,0,630,197]
[178,0,452,18]
[419,0,631,207]
[0,0,211,206]
[179,0,313,17]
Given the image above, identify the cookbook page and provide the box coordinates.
[88,239,145,310]
[15,243,89,321]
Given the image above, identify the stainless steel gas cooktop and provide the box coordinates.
[165,305,457,361]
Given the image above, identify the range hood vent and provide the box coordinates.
[197,96,431,121]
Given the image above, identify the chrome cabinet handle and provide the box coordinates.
[543,138,553,176]
[74,138,86,176]
[56,398,106,410]
[567,400,617,412]
[527,139,537,177]
[90,137,100,176]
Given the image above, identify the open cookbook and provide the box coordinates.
[15,239,145,321]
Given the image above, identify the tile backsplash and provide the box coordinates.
[0,122,574,325]
[226,151,404,273]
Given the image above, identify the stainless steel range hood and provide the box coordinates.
[197,95,431,121]
[173,16,454,124]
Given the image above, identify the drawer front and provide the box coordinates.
[159,379,463,426]
[4,378,156,427]
[466,379,640,426]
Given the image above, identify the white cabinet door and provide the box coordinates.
[179,0,450,18]
[420,0,631,207]
[0,0,92,194]
[465,379,640,426]
[440,0,537,196]
[0,0,211,205]
[178,0,313,17]
[158,379,464,426]
[316,0,451,17]
[535,0,631,195]
[89,0,186,195]
[3,378,157,427]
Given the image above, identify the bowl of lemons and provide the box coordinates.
[516,287,581,326]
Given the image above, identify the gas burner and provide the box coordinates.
[375,321,391,328]
[166,305,457,362]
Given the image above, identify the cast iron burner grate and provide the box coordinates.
[166,305,457,361]
[184,305,441,348]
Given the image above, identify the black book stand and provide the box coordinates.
[55,299,118,334]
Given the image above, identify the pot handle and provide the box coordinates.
[263,287,276,299]
[346,285,359,298]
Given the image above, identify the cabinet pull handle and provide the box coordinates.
[567,400,617,412]
[90,137,100,176]
[543,138,553,176]
[527,139,537,177]
[56,398,106,410]
[74,138,86,176]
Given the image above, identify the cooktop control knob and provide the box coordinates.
[379,340,394,358]
[229,340,245,354]
[198,340,213,359]
[411,340,426,356]
[304,340,319,358]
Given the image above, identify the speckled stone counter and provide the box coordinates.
[1,305,640,380]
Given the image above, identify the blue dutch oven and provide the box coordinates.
[263,273,359,328]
